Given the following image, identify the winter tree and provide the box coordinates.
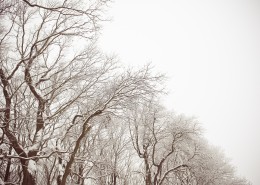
[0,1,252,185]
[0,0,163,184]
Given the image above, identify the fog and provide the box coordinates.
[99,0,260,184]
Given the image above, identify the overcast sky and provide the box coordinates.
[98,0,260,184]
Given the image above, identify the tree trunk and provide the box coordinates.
[144,152,152,185]
[113,172,117,185]
[21,160,36,185]
[77,165,83,184]
[4,147,12,183]
[60,120,93,185]
[22,171,36,185]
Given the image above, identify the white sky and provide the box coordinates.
[98,0,260,184]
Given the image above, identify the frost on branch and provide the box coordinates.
[27,160,37,176]
[0,0,251,184]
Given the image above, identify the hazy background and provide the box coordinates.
[98,0,260,184]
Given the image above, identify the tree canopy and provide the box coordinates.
[0,1,251,185]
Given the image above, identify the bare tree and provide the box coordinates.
[0,1,252,185]
[187,139,252,185]
[0,1,164,184]
[128,102,200,185]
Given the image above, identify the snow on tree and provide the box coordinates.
[0,1,251,185]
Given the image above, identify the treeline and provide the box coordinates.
[0,0,251,184]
